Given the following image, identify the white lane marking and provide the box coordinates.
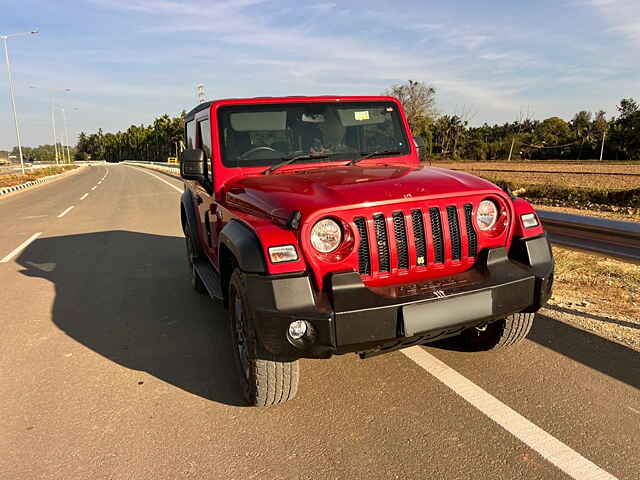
[1,232,42,263]
[128,166,182,193]
[80,193,89,200]
[57,206,75,218]
[401,347,617,480]
[91,186,97,191]
[98,181,102,185]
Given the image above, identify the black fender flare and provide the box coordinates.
[219,220,267,273]
[180,190,204,258]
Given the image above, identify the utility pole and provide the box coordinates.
[507,137,516,162]
[1,30,38,174]
[599,127,606,162]
[196,84,206,104]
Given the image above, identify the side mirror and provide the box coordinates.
[180,148,206,183]
[414,136,427,162]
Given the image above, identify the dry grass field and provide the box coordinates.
[0,166,78,189]
[434,161,640,175]
[433,161,640,190]
[548,245,640,350]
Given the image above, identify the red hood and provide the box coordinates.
[224,165,504,224]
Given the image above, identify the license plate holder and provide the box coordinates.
[402,291,493,336]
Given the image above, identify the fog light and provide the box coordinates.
[288,320,308,340]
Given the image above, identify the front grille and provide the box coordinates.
[446,205,461,261]
[373,214,390,272]
[354,203,478,278]
[354,217,370,275]
[464,204,477,257]
[411,209,427,266]
[429,207,444,263]
[392,212,409,270]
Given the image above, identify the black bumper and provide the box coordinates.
[246,235,554,359]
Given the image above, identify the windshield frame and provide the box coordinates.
[216,101,411,169]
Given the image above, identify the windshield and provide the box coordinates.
[217,101,410,168]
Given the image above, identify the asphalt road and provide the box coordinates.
[1,163,638,479]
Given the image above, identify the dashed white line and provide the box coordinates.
[401,347,617,480]
[1,232,42,263]
[98,181,102,185]
[91,186,97,191]
[128,166,182,193]
[57,206,75,218]
[80,193,89,200]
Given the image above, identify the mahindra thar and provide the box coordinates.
[178,96,554,406]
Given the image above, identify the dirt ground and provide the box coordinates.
[433,160,640,175]
[546,245,640,351]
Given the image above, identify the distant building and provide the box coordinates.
[0,151,9,165]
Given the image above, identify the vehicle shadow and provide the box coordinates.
[527,313,639,389]
[544,304,639,330]
[17,231,246,406]
[432,313,639,389]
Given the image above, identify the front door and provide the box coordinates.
[194,117,218,267]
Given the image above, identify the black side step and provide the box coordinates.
[194,259,223,301]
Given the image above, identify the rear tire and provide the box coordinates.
[461,313,535,351]
[228,268,299,406]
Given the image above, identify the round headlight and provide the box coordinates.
[476,200,499,231]
[311,218,342,253]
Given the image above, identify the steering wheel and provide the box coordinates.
[238,146,281,160]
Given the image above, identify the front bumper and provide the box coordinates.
[246,234,554,359]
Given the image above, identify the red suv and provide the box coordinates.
[179,96,554,406]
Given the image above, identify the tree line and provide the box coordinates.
[6,144,76,164]
[387,81,640,161]
[72,81,640,163]
[75,114,183,162]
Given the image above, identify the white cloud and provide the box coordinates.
[589,0,640,46]
[92,0,531,117]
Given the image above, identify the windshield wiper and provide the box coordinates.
[262,153,330,175]
[349,150,403,166]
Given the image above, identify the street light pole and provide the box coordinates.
[1,30,38,174]
[30,85,70,165]
[61,107,71,163]
[51,94,59,164]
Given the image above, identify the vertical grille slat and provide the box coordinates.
[464,204,477,257]
[373,214,390,272]
[429,207,445,263]
[446,205,462,261]
[392,212,409,270]
[354,217,370,275]
[411,209,427,267]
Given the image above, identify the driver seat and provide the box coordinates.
[228,130,252,158]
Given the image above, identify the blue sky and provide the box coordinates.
[1,0,638,149]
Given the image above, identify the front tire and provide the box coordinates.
[461,313,535,351]
[228,269,299,406]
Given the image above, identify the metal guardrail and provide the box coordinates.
[537,210,640,261]
[123,161,179,171]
